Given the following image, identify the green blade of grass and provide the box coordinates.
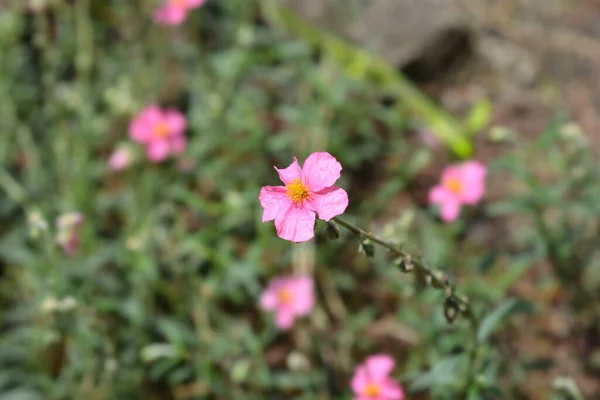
[261,0,473,158]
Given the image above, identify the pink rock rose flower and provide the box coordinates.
[428,160,487,222]
[154,0,206,26]
[56,212,84,256]
[108,147,134,171]
[351,354,405,400]
[259,152,349,242]
[128,105,187,163]
[259,275,314,330]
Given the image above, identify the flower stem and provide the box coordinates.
[332,217,480,367]
[333,217,479,324]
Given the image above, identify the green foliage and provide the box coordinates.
[0,1,598,399]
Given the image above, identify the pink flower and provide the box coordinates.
[154,0,206,26]
[351,355,405,400]
[428,161,487,222]
[259,152,349,242]
[56,212,84,256]
[108,147,134,171]
[259,275,314,330]
[128,105,187,163]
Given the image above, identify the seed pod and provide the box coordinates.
[398,255,414,272]
[431,271,449,289]
[444,298,460,324]
[359,236,375,257]
[394,256,414,273]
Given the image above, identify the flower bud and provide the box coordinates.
[444,298,460,324]
[359,237,375,257]
[431,271,449,289]
[394,255,413,273]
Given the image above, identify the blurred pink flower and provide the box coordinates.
[351,354,405,400]
[259,275,314,330]
[108,147,134,171]
[259,152,348,242]
[154,0,206,26]
[428,161,487,222]
[56,212,84,256]
[129,105,187,163]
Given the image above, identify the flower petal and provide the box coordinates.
[275,309,295,330]
[428,185,452,205]
[164,109,187,136]
[185,0,206,7]
[301,152,342,192]
[458,161,486,205]
[275,157,303,185]
[380,380,405,400]
[129,105,162,143]
[259,186,289,222]
[259,289,278,311]
[147,140,170,162]
[154,4,187,26]
[274,205,316,242]
[365,354,395,382]
[439,198,461,222]
[351,366,369,394]
[291,276,314,315]
[440,165,461,188]
[308,186,348,221]
[109,148,132,171]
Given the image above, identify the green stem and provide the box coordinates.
[332,217,480,391]
[333,218,471,316]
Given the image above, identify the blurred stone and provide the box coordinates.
[279,0,478,84]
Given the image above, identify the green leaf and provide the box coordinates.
[464,99,492,136]
[535,113,567,149]
[486,198,534,217]
[477,298,519,343]
[410,354,467,391]
[552,376,584,400]
[488,157,533,182]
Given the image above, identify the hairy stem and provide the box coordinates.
[332,216,481,390]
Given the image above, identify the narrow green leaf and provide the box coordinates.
[464,99,492,136]
[477,298,519,343]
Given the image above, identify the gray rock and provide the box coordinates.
[279,0,478,83]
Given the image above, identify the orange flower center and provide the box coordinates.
[285,178,311,205]
[277,288,293,304]
[171,0,188,6]
[445,177,462,194]
[153,122,170,139]
[363,383,381,397]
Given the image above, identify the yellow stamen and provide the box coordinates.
[364,383,381,397]
[285,178,311,205]
[153,122,170,139]
[277,288,293,304]
[445,177,462,194]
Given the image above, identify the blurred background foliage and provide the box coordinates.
[0,0,599,399]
